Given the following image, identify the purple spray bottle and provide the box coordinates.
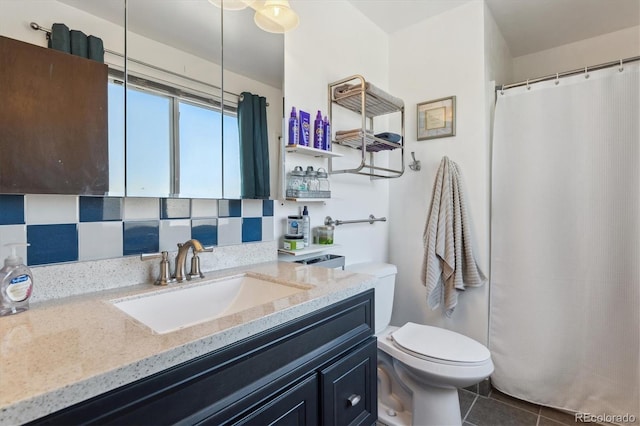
[313,110,324,149]
[288,107,299,145]
[323,116,331,150]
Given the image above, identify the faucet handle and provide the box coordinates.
[140,252,162,261]
[188,252,205,279]
[141,251,175,286]
[188,245,213,280]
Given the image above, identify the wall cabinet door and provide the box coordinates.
[0,36,108,195]
[320,339,377,426]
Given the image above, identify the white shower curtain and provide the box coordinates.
[490,62,639,421]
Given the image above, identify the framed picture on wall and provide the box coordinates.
[417,96,456,140]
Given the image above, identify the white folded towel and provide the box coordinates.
[421,156,486,317]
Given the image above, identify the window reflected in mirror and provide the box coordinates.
[178,101,223,199]
[112,74,236,199]
[107,81,125,196]
[125,87,172,197]
[223,112,242,199]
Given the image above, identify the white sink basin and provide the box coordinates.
[112,274,309,334]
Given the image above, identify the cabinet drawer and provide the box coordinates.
[228,375,319,426]
[320,338,377,426]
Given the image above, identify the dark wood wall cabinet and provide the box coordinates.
[0,35,108,195]
[29,290,377,426]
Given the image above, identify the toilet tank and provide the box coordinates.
[347,262,397,334]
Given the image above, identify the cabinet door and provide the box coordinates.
[0,36,108,195]
[229,375,319,426]
[320,338,377,426]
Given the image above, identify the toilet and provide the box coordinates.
[347,263,494,426]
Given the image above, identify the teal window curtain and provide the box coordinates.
[238,91,270,199]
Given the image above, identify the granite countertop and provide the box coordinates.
[0,261,376,425]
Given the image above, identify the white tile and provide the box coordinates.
[159,219,191,252]
[261,217,274,242]
[218,201,229,217]
[123,198,159,221]
[78,222,123,261]
[217,218,242,246]
[242,199,263,217]
[25,195,78,225]
[191,199,218,218]
[0,225,27,262]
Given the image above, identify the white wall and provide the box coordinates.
[280,0,391,265]
[387,1,491,345]
[484,2,513,87]
[511,25,640,83]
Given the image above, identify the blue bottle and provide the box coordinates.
[299,110,310,146]
[288,107,299,145]
[313,111,324,149]
[323,116,331,150]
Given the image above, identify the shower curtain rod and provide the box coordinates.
[496,55,640,91]
[29,21,267,105]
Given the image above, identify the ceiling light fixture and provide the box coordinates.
[208,0,256,11]
[253,0,299,33]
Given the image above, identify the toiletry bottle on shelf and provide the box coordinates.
[299,110,310,146]
[313,111,324,149]
[0,243,33,317]
[323,115,331,151]
[288,107,299,146]
[302,206,311,247]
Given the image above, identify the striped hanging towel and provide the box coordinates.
[421,156,486,317]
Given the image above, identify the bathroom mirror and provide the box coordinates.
[126,0,223,198]
[0,0,126,196]
[126,1,283,199]
[0,0,282,199]
[222,5,284,199]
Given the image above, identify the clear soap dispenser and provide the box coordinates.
[0,243,33,316]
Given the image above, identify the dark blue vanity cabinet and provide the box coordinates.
[30,290,377,426]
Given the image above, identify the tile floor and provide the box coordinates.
[459,388,580,426]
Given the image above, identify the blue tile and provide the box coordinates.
[160,198,191,219]
[192,219,217,247]
[79,196,123,222]
[242,217,262,243]
[27,224,78,266]
[219,199,242,217]
[262,199,274,217]
[123,221,159,255]
[0,195,25,225]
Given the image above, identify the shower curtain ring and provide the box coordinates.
[619,59,624,72]
[555,73,559,85]
[584,66,590,79]
[526,79,530,90]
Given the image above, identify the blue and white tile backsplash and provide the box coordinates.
[0,194,274,266]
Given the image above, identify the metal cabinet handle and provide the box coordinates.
[347,394,361,407]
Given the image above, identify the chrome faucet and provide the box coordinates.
[174,239,213,283]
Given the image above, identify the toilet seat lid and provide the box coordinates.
[391,322,490,364]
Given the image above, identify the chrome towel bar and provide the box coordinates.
[324,215,386,226]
